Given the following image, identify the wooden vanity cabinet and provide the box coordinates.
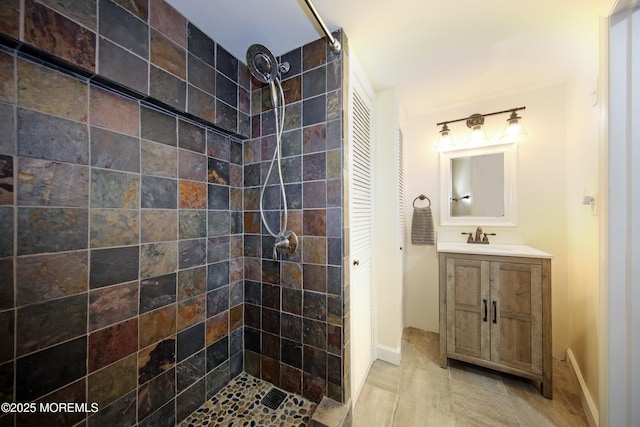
[439,252,552,398]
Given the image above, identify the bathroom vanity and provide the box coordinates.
[437,241,553,398]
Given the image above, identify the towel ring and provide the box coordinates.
[413,194,431,208]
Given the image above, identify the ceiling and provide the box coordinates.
[167,0,611,118]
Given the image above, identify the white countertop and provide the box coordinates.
[436,241,553,259]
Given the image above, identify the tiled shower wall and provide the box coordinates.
[243,36,348,404]
[0,0,349,425]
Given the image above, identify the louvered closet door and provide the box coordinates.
[349,66,375,402]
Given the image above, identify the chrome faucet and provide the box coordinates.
[461,227,496,244]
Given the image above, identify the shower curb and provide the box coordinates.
[309,397,352,427]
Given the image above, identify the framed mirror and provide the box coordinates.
[439,143,517,226]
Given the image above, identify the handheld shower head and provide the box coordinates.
[246,44,278,84]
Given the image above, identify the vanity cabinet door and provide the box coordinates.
[445,258,491,361]
[490,262,543,375]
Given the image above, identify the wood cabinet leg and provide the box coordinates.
[542,379,553,399]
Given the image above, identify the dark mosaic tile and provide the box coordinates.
[140,273,177,313]
[17,158,89,207]
[238,112,251,138]
[251,112,261,138]
[0,360,13,402]
[303,67,326,100]
[216,44,237,82]
[178,238,206,269]
[230,210,242,234]
[16,379,86,427]
[90,85,140,136]
[24,0,96,71]
[187,23,214,67]
[16,336,86,402]
[178,119,206,153]
[327,237,341,266]
[238,61,250,90]
[303,318,326,350]
[16,294,87,356]
[138,306,176,354]
[327,90,342,121]
[244,280,261,305]
[89,246,139,289]
[87,353,137,409]
[207,157,229,185]
[303,291,326,321]
[282,75,302,104]
[87,390,136,427]
[179,180,207,209]
[326,207,341,237]
[0,104,15,155]
[243,163,260,188]
[303,95,327,127]
[90,126,140,172]
[327,266,342,296]
[244,350,260,378]
[150,29,186,80]
[141,105,177,146]
[140,242,177,279]
[282,156,302,184]
[229,325,243,355]
[303,264,326,293]
[281,312,302,342]
[17,109,89,165]
[243,234,261,258]
[176,377,205,423]
[282,47,302,78]
[205,311,228,346]
[186,84,215,123]
[282,338,302,369]
[326,119,341,150]
[302,181,326,209]
[138,338,175,385]
[16,251,87,305]
[0,311,13,364]
[205,359,229,399]
[207,210,230,237]
[179,210,206,240]
[113,0,148,21]
[261,259,280,284]
[230,349,243,378]
[262,308,280,336]
[206,286,228,318]
[140,209,176,243]
[17,207,88,255]
[179,149,207,181]
[141,140,176,178]
[303,209,326,236]
[0,259,13,310]
[261,354,279,385]
[207,260,229,291]
[0,0,20,40]
[89,318,138,372]
[303,38,326,71]
[327,178,341,208]
[303,151,326,181]
[138,368,175,422]
[243,139,260,164]
[98,37,148,95]
[280,364,303,396]
[244,327,260,353]
[89,280,138,331]
[99,0,148,59]
[239,86,250,114]
[178,293,205,332]
[90,208,139,247]
[150,65,186,111]
[205,336,228,372]
[327,60,342,92]
[303,345,326,382]
[262,283,280,310]
[327,148,341,180]
[188,54,216,95]
[207,235,229,264]
[282,288,302,317]
[303,123,327,154]
[177,323,204,363]
[149,0,186,48]
[141,175,177,209]
[327,324,342,356]
[283,101,302,131]
[177,350,205,393]
[215,100,237,134]
[35,0,97,31]
[207,184,229,210]
[216,72,237,108]
[0,155,13,205]
[91,169,140,208]
[178,266,206,301]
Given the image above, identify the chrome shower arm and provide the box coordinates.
[302,0,341,53]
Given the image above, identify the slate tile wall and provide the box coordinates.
[243,34,349,405]
[0,47,244,426]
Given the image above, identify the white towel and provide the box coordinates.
[411,206,435,245]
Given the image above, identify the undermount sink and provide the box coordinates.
[436,241,553,258]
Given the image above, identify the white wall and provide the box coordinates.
[404,84,571,358]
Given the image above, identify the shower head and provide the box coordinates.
[246,44,278,84]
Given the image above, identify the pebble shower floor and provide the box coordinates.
[179,373,316,426]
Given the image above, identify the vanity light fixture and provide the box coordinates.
[436,106,526,150]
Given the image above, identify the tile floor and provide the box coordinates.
[179,373,316,426]
[353,327,590,427]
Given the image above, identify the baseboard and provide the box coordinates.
[376,344,401,365]
[566,348,599,427]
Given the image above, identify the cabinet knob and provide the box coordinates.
[353,260,360,266]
